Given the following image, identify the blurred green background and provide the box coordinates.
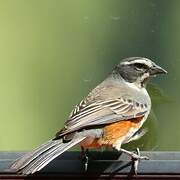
[0,0,177,151]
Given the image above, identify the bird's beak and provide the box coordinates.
[149,64,168,75]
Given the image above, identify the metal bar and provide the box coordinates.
[0,151,180,179]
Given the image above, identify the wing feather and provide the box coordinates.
[57,97,148,137]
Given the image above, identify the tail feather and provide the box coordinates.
[11,140,60,170]
[18,141,62,174]
[28,143,64,174]
[10,136,86,175]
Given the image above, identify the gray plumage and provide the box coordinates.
[11,136,86,174]
[10,57,167,174]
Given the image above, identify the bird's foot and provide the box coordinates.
[120,147,149,175]
[132,148,149,175]
[82,152,89,172]
[80,147,89,172]
[131,148,149,160]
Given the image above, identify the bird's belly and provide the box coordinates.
[79,116,144,149]
[79,137,102,148]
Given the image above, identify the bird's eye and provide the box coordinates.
[134,63,148,70]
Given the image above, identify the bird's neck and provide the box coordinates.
[109,73,146,89]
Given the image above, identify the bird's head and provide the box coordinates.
[113,57,167,87]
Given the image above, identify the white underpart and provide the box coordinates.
[125,81,142,91]
[136,72,150,87]
[125,80,149,96]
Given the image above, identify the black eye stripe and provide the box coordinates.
[133,63,149,69]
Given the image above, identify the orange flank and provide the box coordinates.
[80,116,143,149]
[80,137,102,149]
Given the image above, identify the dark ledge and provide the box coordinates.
[0,151,180,179]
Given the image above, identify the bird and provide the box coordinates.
[10,57,167,175]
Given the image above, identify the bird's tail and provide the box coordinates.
[10,136,86,175]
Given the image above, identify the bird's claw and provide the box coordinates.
[80,147,89,172]
[84,155,89,172]
[131,153,149,160]
[132,148,149,175]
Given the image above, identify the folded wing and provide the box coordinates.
[57,97,148,137]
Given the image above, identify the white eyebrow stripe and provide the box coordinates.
[121,59,152,67]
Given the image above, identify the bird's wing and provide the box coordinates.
[57,97,148,137]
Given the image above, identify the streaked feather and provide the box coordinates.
[57,97,148,137]
[10,136,86,175]
[11,140,60,170]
